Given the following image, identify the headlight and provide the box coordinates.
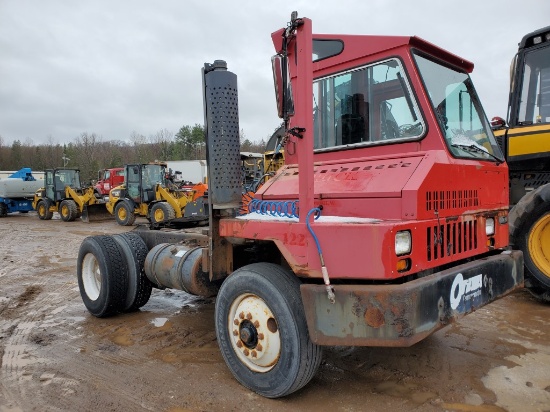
[110,189,121,198]
[395,230,412,255]
[486,217,495,236]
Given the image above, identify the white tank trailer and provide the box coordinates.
[0,168,43,216]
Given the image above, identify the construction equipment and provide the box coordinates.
[94,167,124,199]
[0,168,42,217]
[492,26,550,301]
[106,163,208,227]
[76,13,523,398]
[32,168,111,222]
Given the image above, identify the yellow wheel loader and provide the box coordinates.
[32,168,112,222]
[492,26,550,301]
[106,163,208,227]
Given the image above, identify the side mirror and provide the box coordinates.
[271,54,294,119]
[490,116,507,130]
[272,55,284,118]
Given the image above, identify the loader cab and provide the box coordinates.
[125,163,167,204]
[45,168,82,202]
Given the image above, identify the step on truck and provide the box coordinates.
[76,13,524,398]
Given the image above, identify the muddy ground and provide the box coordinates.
[0,213,549,412]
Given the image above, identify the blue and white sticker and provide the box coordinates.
[450,273,484,310]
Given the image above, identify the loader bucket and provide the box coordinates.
[81,204,113,222]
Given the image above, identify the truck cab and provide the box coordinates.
[94,167,124,198]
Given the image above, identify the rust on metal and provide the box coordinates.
[300,250,523,347]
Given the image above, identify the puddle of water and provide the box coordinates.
[373,380,438,406]
[482,349,550,412]
[110,327,134,347]
[441,402,506,411]
[152,317,169,327]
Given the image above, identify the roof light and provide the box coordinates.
[533,36,542,45]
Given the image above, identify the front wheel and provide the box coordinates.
[59,199,78,222]
[114,201,136,226]
[150,202,176,224]
[215,262,322,398]
[510,185,550,302]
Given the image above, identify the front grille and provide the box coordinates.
[427,219,478,261]
[426,190,479,212]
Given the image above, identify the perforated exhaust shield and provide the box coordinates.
[202,60,242,209]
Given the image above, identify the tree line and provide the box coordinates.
[0,124,270,184]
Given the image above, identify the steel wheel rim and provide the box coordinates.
[82,253,102,300]
[528,213,550,279]
[154,208,164,222]
[117,206,127,221]
[228,293,280,372]
[38,203,46,217]
[61,205,69,218]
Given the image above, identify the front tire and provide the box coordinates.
[150,202,176,224]
[114,201,136,226]
[77,236,128,317]
[215,262,322,398]
[59,199,78,222]
[510,185,550,302]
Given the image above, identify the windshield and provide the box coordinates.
[142,164,166,190]
[517,47,550,125]
[57,169,81,189]
[413,53,503,162]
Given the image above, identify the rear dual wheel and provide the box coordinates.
[77,233,152,317]
[215,262,322,398]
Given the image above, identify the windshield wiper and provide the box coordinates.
[451,143,504,165]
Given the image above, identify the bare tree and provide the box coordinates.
[149,128,174,161]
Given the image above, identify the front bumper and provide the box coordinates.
[301,250,523,347]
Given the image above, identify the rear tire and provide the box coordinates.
[114,201,136,226]
[150,202,176,224]
[59,199,78,222]
[510,185,550,298]
[215,262,322,398]
[112,232,153,311]
[77,235,128,317]
[37,199,53,220]
[0,203,7,217]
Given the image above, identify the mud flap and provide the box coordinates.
[81,204,113,222]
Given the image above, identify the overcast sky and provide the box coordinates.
[1,0,549,147]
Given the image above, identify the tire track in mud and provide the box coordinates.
[0,216,128,410]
